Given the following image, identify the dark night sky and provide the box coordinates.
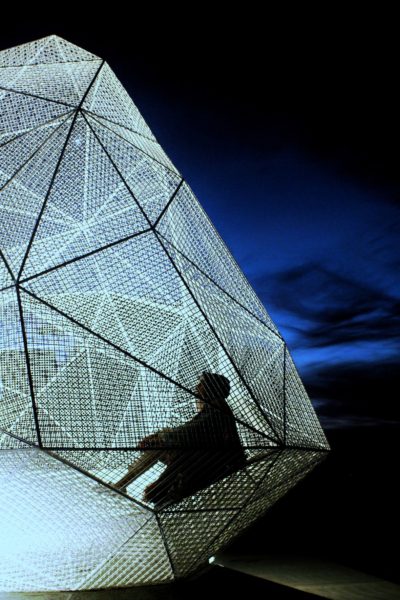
[2,10,399,433]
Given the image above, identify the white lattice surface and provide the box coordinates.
[0,35,330,591]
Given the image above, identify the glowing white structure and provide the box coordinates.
[0,35,330,591]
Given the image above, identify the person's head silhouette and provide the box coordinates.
[195,372,230,412]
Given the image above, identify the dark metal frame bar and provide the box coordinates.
[17,60,105,281]
[0,84,77,109]
[0,109,75,149]
[155,230,284,341]
[0,110,75,195]
[19,286,277,446]
[79,112,281,441]
[15,285,42,447]
[156,233,282,443]
[84,109,180,177]
[83,107,159,144]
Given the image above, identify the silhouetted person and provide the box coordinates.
[115,371,246,507]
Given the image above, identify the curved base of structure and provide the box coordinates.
[0,447,327,592]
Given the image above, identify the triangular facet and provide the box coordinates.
[21,112,150,279]
[0,87,74,136]
[20,288,167,449]
[161,236,287,439]
[193,450,326,568]
[79,516,174,588]
[284,349,330,449]
[161,448,279,512]
[0,113,75,276]
[84,111,179,176]
[0,289,38,444]
[19,288,269,451]
[0,253,13,289]
[160,508,237,577]
[23,232,278,443]
[0,35,99,68]
[0,60,102,107]
[82,62,156,140]
[0,111,72,184]
[156,182,278,330]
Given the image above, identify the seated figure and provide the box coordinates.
[115,371,246,507]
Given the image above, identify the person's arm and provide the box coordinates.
[138,423,190,448]
[154,413,209,447]
[139,411,221,449]
[161,411,214,447]
[158,421,194,446]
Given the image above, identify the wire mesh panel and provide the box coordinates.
[0,446,157,592]
[0,34,330,591]
[189,450,326,575]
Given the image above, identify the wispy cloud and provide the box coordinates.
[255,262,400,351]
[250,262,400,428]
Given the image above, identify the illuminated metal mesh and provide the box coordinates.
[0,35,330,591]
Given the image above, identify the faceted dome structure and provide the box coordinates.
[0,35,330,591]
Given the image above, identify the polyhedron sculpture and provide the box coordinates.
[0,35,330,591]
